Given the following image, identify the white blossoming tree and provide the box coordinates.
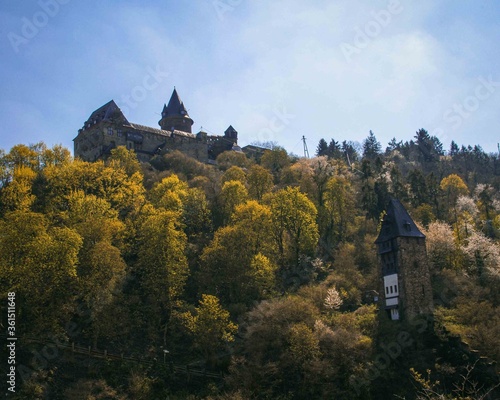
[324,287,343,310]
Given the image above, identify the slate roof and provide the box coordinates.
[128,123,195,139]
[162,88,190,118]
[225,125,238,136]
[375,198,425,243]
[243,144,267,151]
[85,100,129,125]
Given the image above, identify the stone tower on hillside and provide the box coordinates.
[375,199,434,321]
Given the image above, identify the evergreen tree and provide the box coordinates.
[316,138,328,157]
[328,139,342,159]
[408,169,429,207]
[342,140,359,164]
[414,128,444,163]
[449,140,459,156]
[362,131,382,160]
[386,137,402,154]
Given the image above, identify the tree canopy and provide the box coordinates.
[1,141,499,399]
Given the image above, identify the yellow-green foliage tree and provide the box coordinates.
[247,164,273,200]
[181,187,213,242]
[0,211,82,335]
[247,253,277,300]
[260,147,290,181]
[221,165,247,186]
[440,174,469,230]
[136,209,188,344]
[182,294,237,365]
[40,159,145,217]
[149,173,188,212]
[219,180,248,225]
[4,143,44,170]
[149,174,212,241]
[216,151,253,170]
[264,186,319,268]
[0,165,36,213]
[107,146,142,177]
[65,191,127,347]
[228,295,374,399]
[320,175,356,248]
[200,200,276,304]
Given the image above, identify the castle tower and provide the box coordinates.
[73,100,130,161]
[375,199,434,321]
[224,125,238,144]
[159,88,194,133]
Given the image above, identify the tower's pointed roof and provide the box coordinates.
[163,88,189,118]
[375,198,425,243]
[225,125,238,135]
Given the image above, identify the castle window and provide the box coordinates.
[117,130,123,137]
[386,287,389,295]
[394,285,397,293]
[107,127,113,135]
[390,286,393,294]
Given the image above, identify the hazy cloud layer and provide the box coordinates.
[0,1,498,154]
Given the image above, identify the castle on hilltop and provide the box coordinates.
[73,88,241,163]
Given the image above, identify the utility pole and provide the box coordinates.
[302,135,310,158]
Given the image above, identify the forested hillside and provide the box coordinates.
[1,130,499,399]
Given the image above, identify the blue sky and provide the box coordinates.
[1,0,499,156]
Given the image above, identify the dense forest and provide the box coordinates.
[1,129,499,399]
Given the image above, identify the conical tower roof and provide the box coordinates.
[162,88,189,118]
